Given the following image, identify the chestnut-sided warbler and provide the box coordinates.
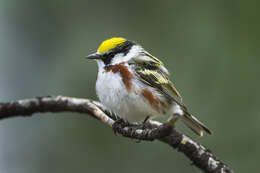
[87,37,211,136]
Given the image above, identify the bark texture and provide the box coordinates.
[0,96,233,173]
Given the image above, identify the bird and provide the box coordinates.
[87,37,211,136]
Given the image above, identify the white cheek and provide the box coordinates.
[111,45,143,65]
[111,53,124,64]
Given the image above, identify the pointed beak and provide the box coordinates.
[85,53,102,60]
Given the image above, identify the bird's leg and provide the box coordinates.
[136,115,150,130]
[166,115,178,128]
[131,116,151,143]
[143,116,150,124]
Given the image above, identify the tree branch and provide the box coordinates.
[0,96,233,173]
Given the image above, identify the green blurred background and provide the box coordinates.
[1,0,259,172]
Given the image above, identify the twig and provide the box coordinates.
[0,96,233,173]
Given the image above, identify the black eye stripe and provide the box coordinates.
[102,40,135,65]
[102,53,114,65]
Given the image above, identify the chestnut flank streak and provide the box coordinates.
[141,89,161,110]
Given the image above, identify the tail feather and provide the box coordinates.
[180,111,212,136]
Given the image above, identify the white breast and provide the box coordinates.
[95,67,160,122]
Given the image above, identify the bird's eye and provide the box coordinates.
[106,51,116,58]
[101,52,116,65]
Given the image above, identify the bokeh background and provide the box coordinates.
[1,0,260,172]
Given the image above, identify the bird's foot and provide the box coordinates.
[112,118,130,135]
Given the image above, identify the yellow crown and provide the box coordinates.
[97,37,126,54]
